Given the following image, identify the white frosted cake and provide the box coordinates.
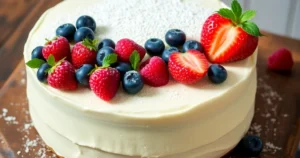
[24,0,259,157]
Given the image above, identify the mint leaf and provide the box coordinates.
[240,10,256,23]
[130,50,140,70]
[26,59,45,68]
[231,0,242,19]
[218,8,236,23]
[102,53,118,68]
[47,55,56,67]
[241,21,263,37]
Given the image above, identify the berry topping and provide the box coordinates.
[76,64,94,86]
[208,64,227,84]
[237,135,263,157]
[71,38,98,69]
[140,56,169,87]
[201,0,262,63]
[37,63,51,83]
[56,23,76,41]
[76,15,96,31]
[268,48,294,71]
[42,36,71,61]
[47,55,78,91]
[97,47,115,66]
[182,40,204,53]
[165,29,186,47]
[115,38,146,62]
[89,54,120,101]
[161,47,179,63]
[122,70,144,94]
[98,39,115,50]
[113,62,132,78]
[31,46,45,60]
[144,38,165,56]
[168,50,209,84]
[74,27,95,43]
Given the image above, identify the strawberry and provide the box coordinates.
[71,38,98,69]
[168,50,209,84]
[89,53,120,101]
[46,55,78,90]
[140,56,169,87]
[115,38,146,62]
[268,48,294,71]
[42,36,71,61]
[201,0,262,63]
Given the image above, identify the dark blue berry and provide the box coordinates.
[182,40,204,52]
[37,63,50,83]
[76,64,94,86]
[144,38,165,56]
[96,47,115,66]
[31,46,45,60]
[122,71,144,94]
[76,15,96,31]
[113,62,132,78]
[165,29,186,47]
[98,39,115,50]
[56,23,76,41]
[162,47,179,63]
[238,135,263,157]
[74,27,95,43]
[208,64,227,84]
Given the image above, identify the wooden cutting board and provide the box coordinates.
[0,39,299,158]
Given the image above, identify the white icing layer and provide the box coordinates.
[24,0,257,157]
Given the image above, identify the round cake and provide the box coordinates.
[24,0,258,157]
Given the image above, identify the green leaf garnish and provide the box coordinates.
[130,50,140,70]
[241,21,263,37]
[240,10,256,23]
[82,38,99,51]
[217,8,236,23]
[102,53,118,68]
[26,59,46,68]
[47,55,56,67]
[231,0,242,19]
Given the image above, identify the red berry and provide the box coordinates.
[48,60,78,90]
[42,36,71,61]
[168,50,209,84]
[115,38,146,62]
[140,57,169,87]
[71,41,97,69]
[268,48,294,71]
[89,68,120,101]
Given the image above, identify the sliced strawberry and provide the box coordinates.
[168,50,209,84]
[268,48,294,71]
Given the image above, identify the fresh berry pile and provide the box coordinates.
[26,0,261,104]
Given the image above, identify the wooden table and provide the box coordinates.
[0,0,300,158]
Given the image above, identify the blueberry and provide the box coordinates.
[162,47,180,63]
[182,40,204,53]
[98,39,115,50]
[76,15,96,31]
[56,23,76,41]
[96,47,115,66]
[208,64,227,84]
[237,135,263,157]
[37,63,51,83]
[114,62,132,78]
[122,71,144,94]
[31,46,45,60]
[74,27,95,43]
[144,38,165,56]
[76,64,94,86]
[165,29,186,47]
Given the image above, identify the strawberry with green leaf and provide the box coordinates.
[201,0,262,63]
[42,36,71,62]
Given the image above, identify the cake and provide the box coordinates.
[24,0,261,157]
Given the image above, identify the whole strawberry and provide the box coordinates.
[89,53,120,101]
[268,48,294,71]
[115,38,146,62]
[71,38,98,69]
[46,55,78,90]
[201,0,262,63]
[42,36,71,61]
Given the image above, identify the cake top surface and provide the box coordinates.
[24,0,256,119]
